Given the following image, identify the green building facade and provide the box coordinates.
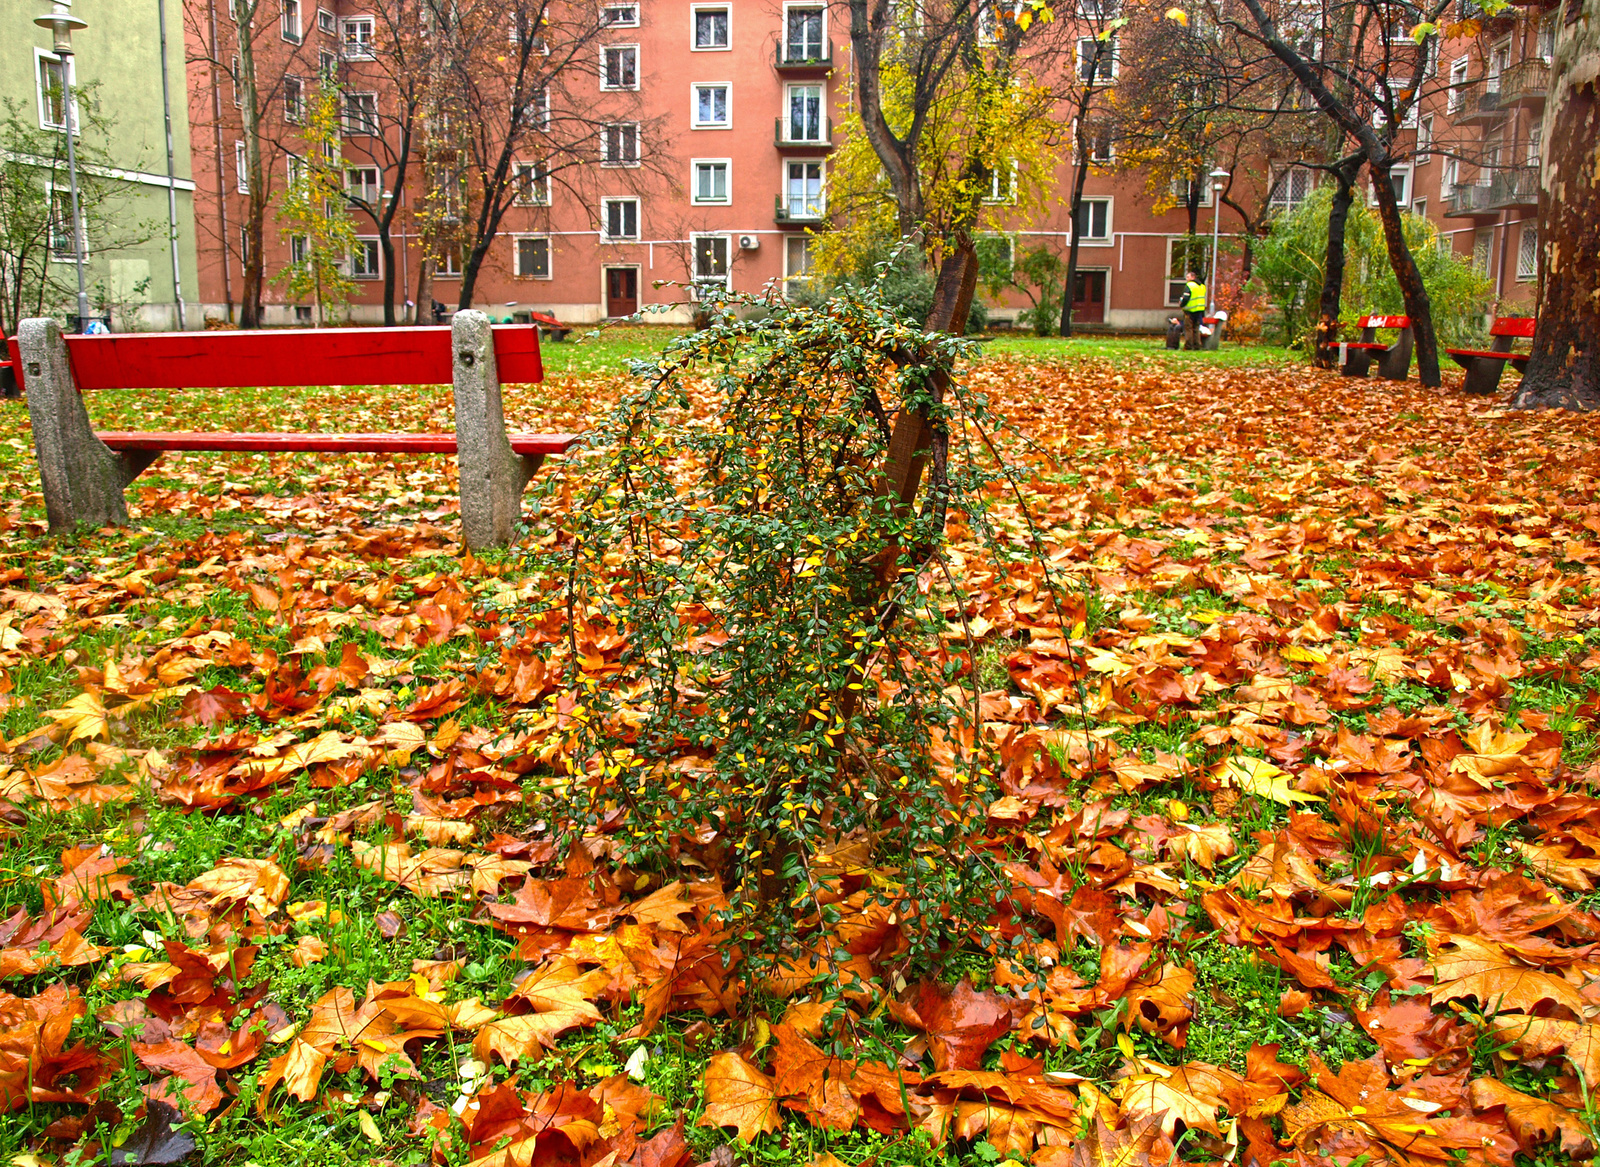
[2,0,199,332]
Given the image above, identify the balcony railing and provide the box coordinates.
[775,40,833,72]
[1442,182,1495,217]
[774,194,825,223]
[1450,80,1504,124]
[774,116,834,149]
[1487,166,1539,209]
[1499,58,1550,107]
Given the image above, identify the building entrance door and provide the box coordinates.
[1071,269,1107,324]
[606,267,638,316]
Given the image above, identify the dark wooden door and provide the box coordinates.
[1071,270,1106,324]
[606,268,638,316]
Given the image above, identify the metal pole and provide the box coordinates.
[157,0,188,329]
[60,47,91,330]
[1208,189,1222,316]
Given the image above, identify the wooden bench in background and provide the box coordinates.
[1339,314,1413,381]
[7,312,579,549]
[1446,316,1536,396]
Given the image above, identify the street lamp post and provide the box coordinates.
[1207,168,1230,317]
[34,0,91,332]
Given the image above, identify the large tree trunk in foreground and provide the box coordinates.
[1513,0,1600,411]
[1370,159,1440,386]
[1314,150,1367,367]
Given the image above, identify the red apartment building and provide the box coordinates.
[183,0,1547,331]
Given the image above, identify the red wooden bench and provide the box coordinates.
[1339,314,1413,381]
[1,328,18,398]
[527,310,572,343]
[1445,316,1535,396]
[10,312,579,549]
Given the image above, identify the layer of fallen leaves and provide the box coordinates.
[1,354,1599,1165]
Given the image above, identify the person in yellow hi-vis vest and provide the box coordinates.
[1181,270,1207,351]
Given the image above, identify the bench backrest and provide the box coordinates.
[1490,316,1536,339]
[7,324,542,393]
[1357,315,1411,330]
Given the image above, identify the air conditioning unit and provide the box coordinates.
[737,234,760,250]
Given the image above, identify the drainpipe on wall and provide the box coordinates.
[157,0,186,329]
[207,0,234,321]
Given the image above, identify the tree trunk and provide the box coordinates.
[1369,159,1440,386]
[1058,154,1093,339]
[416,256,433,325]
[236,2,267,329]
[1512,0,1600,411]
[1314,149,1366,367]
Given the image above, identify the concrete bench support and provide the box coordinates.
[20,317,155,532]
[452,310,543,550]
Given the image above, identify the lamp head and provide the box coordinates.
[34,1,87,53]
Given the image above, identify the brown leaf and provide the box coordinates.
[698,1052,782,1142]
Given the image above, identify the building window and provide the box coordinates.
[1171,173,1214,208]
[350,238,380,279]
[1417,114,1432,164]
[693,234,730,288]
[343,17,375,58]
[602,3,640,25]
[235,141,249,193]
[603,197,640,240]
[1448,56,1469,112]
[319,48,338,77]
[1079,0,1118,14]
[1473,227,1493,274]
[785,160,824,217]
[290,234,309,264]
[435,247,461,277]
[1517,226,1537,280]
[282,0,302,42]
[601,45,638,89]
[231,55,242,107]
[1077,37,1117,84]
[347,166,381,204]
[1412,197,1427,220]
[601,122,640,165]
[784,235,814,298]
[693,84,730,127]
[1527,123,1542,168]
[786,85,824,142]
[287,153,305,186]
[284,75,305,123]
[36,50,66,130]
[48,190,82,259]
[294,304,313,323]
[344,92,379,135]
[693,6,730,48]
[1268,165,1315,213]
[1442,155,1459,191]
[1372,165,1412,207]
[785,7,825,59]
[1089,124,1115,164]
[533,87,550,130]
[1074,197,1111,241]
[1166,236,1208,304]
[317,7,335,34]
[692,160,730,203]
[513,160,550,205]
[240,226,251,266]
[984,166,1015,203]
[515,236,551,278]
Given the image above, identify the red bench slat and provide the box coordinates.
[1445,349,1520,361]
[1490,317,1536,338]
[1356,315,1411,330]
[56,325,543,392]
[96,431,580,455]
[1343,342,1392,350]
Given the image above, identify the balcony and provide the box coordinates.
[774,116,834,151]
[774,195,825,225]
[775,40,833,74]
[1499,58,1549,108]
[1487,165,1539,210]
[1442,182,1496,217]
[1450,80,1504,125]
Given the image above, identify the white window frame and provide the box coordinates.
[692,83,732,128]
[1267,164,1316,213]
[1171,174,1214,208]
[691,5,732,49]
[290,233,309,265]
[282,0,303,43]
[231,55,242,108]
[1073,196,1113,244]
[1369,164,1412,208]
[783,234,814,298]
[34,48,67,131]
[1078,0,1118,14]
[784,84,826,142]
[346,165,381,204]
[1473,226,1493,275]
[1164,236,1210,304]
[235,140,250,193]
[782,3,827,59]
[513,160,551,205]
[284,75,305,123]
[533,87,551,131]
[600,122,641,167]
[1412,197,1427,221]
[1417,114,1433,164]
[344,91,380,136]
[287,153,305,186]
[47,186,86,261]
[601,196,641,241]
[691,233,732,290]
[983,165,1017,204]
[1076,36,1119,84]
[691,158,732,204]
[434,246,462,278]
[1516,225,1537,281]
[317,7,335,34]
[783,159,826,218]
[350,237,381,280]
[602,2,640,26]
[513,233,553,279]
[1448,56,1469,113]
[600,44,640,90]
[342,16,375,59]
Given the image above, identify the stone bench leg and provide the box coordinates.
[1341,346,1373,377]
[20,317,152,533]
[1377,328,1413,381]
[1461,356,1508,395]
[452,310,538,551]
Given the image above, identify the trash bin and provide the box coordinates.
[1165,316,1184,350]
[69,315,112,334]
[1202,310,1228,352]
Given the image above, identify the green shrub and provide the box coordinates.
[794,240,988,333]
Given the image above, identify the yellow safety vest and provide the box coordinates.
[1184,281,1207,313]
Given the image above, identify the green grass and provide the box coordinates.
[979,333,1298,369]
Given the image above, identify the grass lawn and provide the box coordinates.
[0,325,1597,1167]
